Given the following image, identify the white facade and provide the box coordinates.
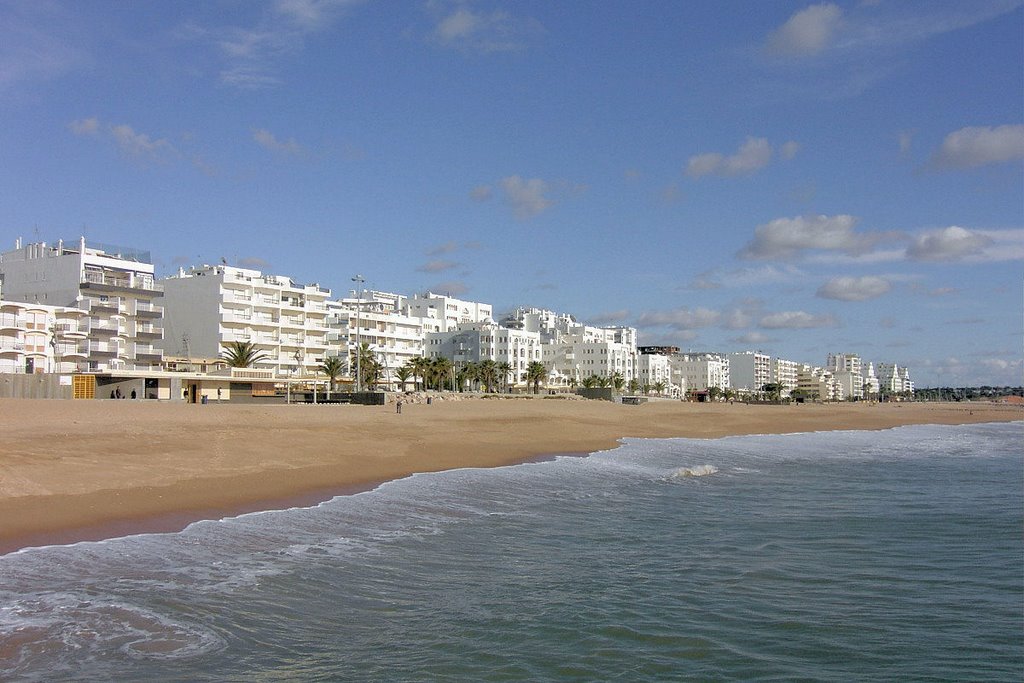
[797,365,842,401]
[827,353,864,399]
[674,353,730,394]
[771,357,801,395]
[0,300,90,374]
[505,307,637,387]
[726,351,771,393]
[637,352,683,396]
[326,294,426,387]
[160,264,331,377]
[426,319,542,389]
[877,363,914,394]
[0,238,164,371]
[403,292,493,333]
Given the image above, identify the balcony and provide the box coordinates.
[88,341,121,356]
[87,298,122,314]
[81,270,163,293]
[135,325,162,340]
[133,301,163,319]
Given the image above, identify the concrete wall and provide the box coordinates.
[0,373,73,399]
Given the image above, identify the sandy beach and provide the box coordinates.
[0,397,1019,554]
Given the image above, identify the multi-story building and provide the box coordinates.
[160,264,331,377]
[0,238,164,371]
[674,352,730,395]
[0,300,90,374]
[326,293,426,387]
[771,357,801,396]
[726,351,771,394]
[403,292,493,333]
[797,365,842,401]
[637,350,683,396]
[426,319,542,389]
[877,363,914,395]
[506,307,637,387]
[863,362,880,397]
[827,352,864,400]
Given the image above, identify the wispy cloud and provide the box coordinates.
[759,311,838,329]
[929,124,1024,170]
[738,214,890,260]
[418,259,458,273]
[816,275,892,301]
[0,2,89,92]
[252,127,304,155]
[764,3,844,57]
[685,137,799,179]
[185,0,361,89]
[429,4,542,53]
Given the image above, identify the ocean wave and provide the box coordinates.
[668,464,719,479]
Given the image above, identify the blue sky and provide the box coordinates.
[2,0,1022,386]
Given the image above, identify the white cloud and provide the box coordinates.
[431,5,540,53]
[764,3,843,57]
[732,332,775,345]
[418,259,458,273]
[252,127,304,155]
[109,124,175,159]
[589,310,631,325]
[759,311,837,329]
[69,117,99,136]
[930,124,1024,169]
[686,137,773,178]
[738,214,884,260]
[899,130,915,155]
[817,275,892,301]
[500,176,552,219]
[780,140,801,160]
[906,226,993,261]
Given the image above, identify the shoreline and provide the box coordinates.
[1,398,1019,555]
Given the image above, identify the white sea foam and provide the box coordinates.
[669,464,719,478]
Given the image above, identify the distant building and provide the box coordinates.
[0,238,164,372]
[0,299,90,374]
[160,264,331,377]
[771,357,801,396]
[426,318,542,389]
[327,292,426,387]
[797,365,841,401]
[877,363,914,395]
[403,292,493,333]
[827,352,864,400]
[674,353,730,395]
[726,351,771,394]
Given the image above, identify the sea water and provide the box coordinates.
[1,422,1021,681]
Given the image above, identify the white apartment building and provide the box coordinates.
[863,362,880,397]
[827,353,864,400]
[726,351,771,393]
[674,353,730,395]
[0,299,90,374]
[636,352,683,396]
[771,357,801,396]
[326,294,426,387]
[0,238,164,371]
[426,319,542,389]
[877,363,914,395]
[797,365,842,401]
[403,292,493,333]
[160,264,331,377]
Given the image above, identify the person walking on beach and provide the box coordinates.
[396,400,403,414]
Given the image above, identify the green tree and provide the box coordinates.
[428,356,453,390]
[319,356,346,397]
[611,372,625,392]
[652,380,666,396]
[526,361,548,394]
[628,379,641,394]
[395,365,412,392]
[351,343,382,390]
[707,386,723,402]
[408,356,430,391]
[220,340,268,368]
[761,383,783,403]
[478,359,499,393]
[497,361,514,393]
[581,375,600,389]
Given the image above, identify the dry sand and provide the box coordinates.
[0,396,1019,554]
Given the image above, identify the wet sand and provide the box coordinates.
[0,397,1019,554]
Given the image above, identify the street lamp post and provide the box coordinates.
[352,275,364,393]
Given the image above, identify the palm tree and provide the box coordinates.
[395,365,412,392]
[707,386,723,402]
[628,379,641,394]
[409,356,430,391]
[351,343,381,390]
[526,361,547,394]
[429,357,453,390]
[652,380,666,396]
[457,361,479,392]
[479,359,499,393]
[220,340,268,368]
[320,356,346,397]
[611,372,625,392]
[497,362,514,393]
[761,382,783,403]
[581,375,600,389]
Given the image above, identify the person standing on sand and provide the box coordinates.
[396,400,403,414]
